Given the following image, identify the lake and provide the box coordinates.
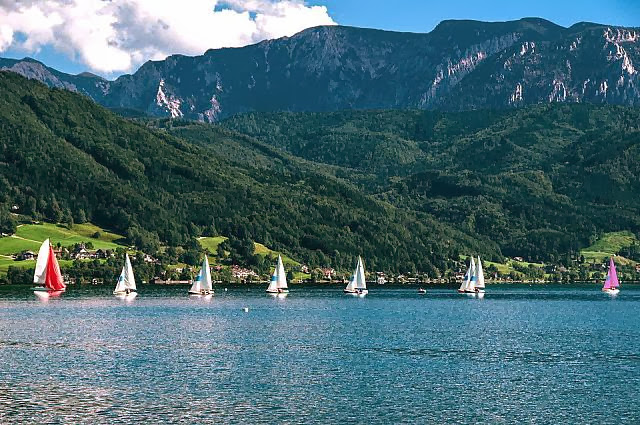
[1,284,639,424]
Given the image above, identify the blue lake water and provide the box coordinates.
[1,284,639,424]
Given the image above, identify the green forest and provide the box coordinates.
[221,107,640,263]
[1,70,640,282]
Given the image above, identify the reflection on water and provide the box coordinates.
[0,284,639,424]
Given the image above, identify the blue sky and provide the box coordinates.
[1,0,638,78]
[314,0,640,33]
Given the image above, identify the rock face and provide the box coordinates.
[0,57,109,100]
[3,18,640,120]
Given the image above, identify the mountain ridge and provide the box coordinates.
[2,18,640,119]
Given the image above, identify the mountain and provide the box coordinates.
[220,105,640,262]
[3,18,639,120]
[0,57,109,100]
[0,71,482,273]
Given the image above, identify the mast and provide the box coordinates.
[476,256,485,289]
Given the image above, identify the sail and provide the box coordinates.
[114,266,128,293]
[476,256,485,289]
[345,272,356,292]
[201,255,213,292]
[354,256,367,289]
[603,257,620,290]
[459,259,471,291]
[267,255,286,291]
[44,245,65,291]
[464,257,476,291]
[33,239,50,284]
[124,253,136,291]
[276,255,287,289]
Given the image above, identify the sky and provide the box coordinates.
[0,0,638,78]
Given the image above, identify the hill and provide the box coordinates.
[3,18,640,119]
[220,105,640,263]
[0,222,126,274]
[0,71,479,274]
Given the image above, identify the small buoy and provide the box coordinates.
[243,307,249,313]
[224,288,228,292]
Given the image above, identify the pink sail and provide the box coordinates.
[603,257,620,290]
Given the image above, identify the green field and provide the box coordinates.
[581,231,637,264]
[0,222,126,256]
[198,236,301,266]
[197,236,228,253]
[0,256,77,275]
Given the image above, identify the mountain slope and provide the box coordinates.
[220,105,640,262]
[4,18,639,120]
[0,71,485,272]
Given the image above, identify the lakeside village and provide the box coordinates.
[4,232,640,287]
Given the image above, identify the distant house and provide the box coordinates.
[513,257,524,262]
[635,264,640,273]
[18,250,35,261]
[321,268,335,279]
[74,247,92,260]
[11,205,19,212]
[232,265,258,280]
[143,254,157,263]
[300,265,310,274]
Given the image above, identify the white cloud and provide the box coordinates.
[0,0,336,74]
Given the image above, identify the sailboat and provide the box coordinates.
[189,255,213,295]
[602,257,620,295]
[32,239,65,295]
[344,256,368,295]
[458,256,476,294]
[475,256,486,296]
[266,255,289,294]
[113,253,137,296]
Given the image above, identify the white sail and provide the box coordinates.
[124,253,136,291]
[355,257,367,289]
[115,253,136,293]
[267,255,287,292]
[346,256,367,292]
[476,256,485,289]
[465,256,477,292]
[114,266,128,293]
[345,272,356,292]
[33,239,50,284]
[459,258,471,292]
[201,255,213,292]
[190,255,212,294]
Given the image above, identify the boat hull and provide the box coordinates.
[113,290,137,295]
[32,286,65,292]
[345,289,368,295]
[266,289,289,294]
[602,288,620,295]
[189,290,214,295]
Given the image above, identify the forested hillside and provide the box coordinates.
[0,71,485,274]
[221,105,640,262]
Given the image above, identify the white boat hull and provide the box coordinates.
[114,290,137,295]
[603,288,620,295]
[266,289,289,294]
[189,290,214,296]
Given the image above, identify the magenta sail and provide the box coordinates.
[603,257,620,290]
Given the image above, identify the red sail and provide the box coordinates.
[45,245,66,291]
